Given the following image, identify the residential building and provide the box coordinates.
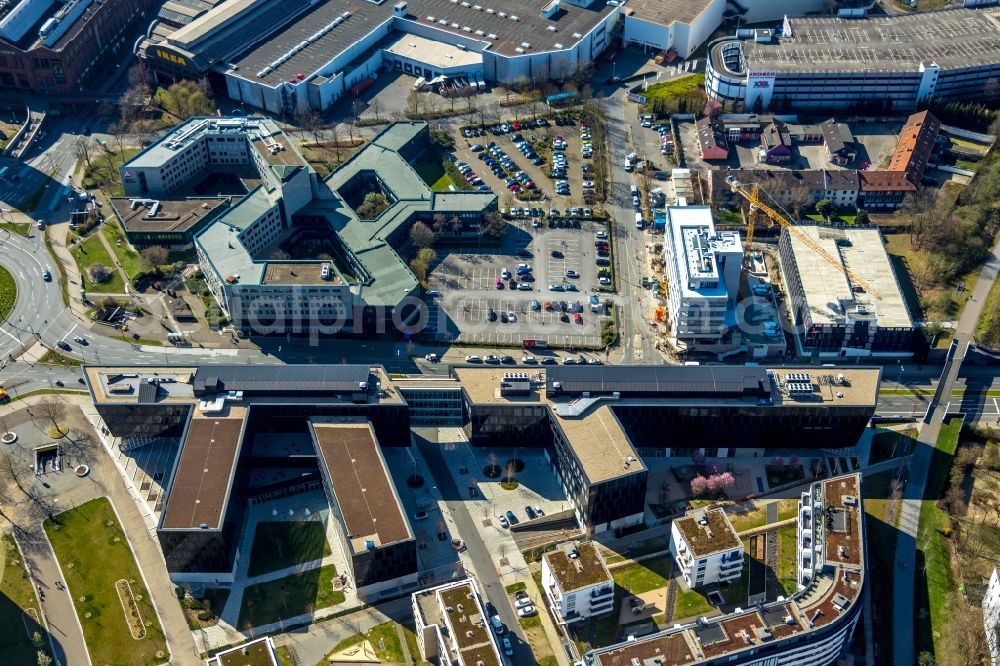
[709,168,860,213]
[821,119,857,165]
[859,110,940,210]
[706,8,1000,112]
[541,542,614,625]
[586,474,866,666]
[0,0,154,94]
[696,115,729,161]
[411,579,503,666]
[669,508,743,588]
[759,121,792,164]
[778,225,917,357]
[983,567,1000,666]
[662,206,742,345]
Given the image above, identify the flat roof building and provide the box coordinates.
[411,579,503,666]
[119,119,496,334]
[311,418,417,596]
[586,473,866,666]
[541,542,614,625]
[778,225,916,358]
[137,0,620,114]
[670,508,743,588]
[662,206,742,346]
[85,364,412,587]
[706,8,1000,113]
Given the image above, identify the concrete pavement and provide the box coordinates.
[891,236,1000,666]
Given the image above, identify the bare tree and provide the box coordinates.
[76,140,94,174]
[141,245,169,269]
[106,120,131,161]
[788,185,813,221]
[0,451,30,498]
[34,396,65,434]
[410,221,435,249]
[295,109,326,147]
[504,459,517,485]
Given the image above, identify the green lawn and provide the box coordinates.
[43,497,169,665]
[322,621,403,664]
[0,222,30,237]
[238,564,344,628]
[247,521,332,577]
[102,222,146,279]
[805,212,857,225]
[72,233,124,294]
[642,74,705,102]
[401,623,433,666]
[0,264,15,323]
[776,525,799,596]
[82,148,142,196]
[37,350,82,367]
[913,416,963,656]
[0,533,51,666]
[505,581,527,594]
[869,428,918,465]
[977,269,1000,347]
[412,156,449,191]
[612,555,671,594]
[672,588,714,620]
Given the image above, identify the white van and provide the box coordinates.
[635,212,643,229]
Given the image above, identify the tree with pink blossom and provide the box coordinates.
[691,475,709,497]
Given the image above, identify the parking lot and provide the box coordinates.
[451,116,602,210]
[426,221,611,346]
[678,118,905,172]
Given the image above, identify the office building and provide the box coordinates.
[706,8,1000,112]
[541,541,614,625]
[778,225,917,358]
[662,206,742,346]
[0,0,153,94]
[119,119,496,334]
[670,508,743,588]
[621,0,724,58]
[584,474,865,666]
[412,579,503,666]
[84,364,413,589]
[858,110,940,210]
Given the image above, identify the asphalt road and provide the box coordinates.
[417,439,530,665]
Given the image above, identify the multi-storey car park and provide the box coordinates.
[116,118,496,334]
[585,473,865,666]
[706,7,1000,112]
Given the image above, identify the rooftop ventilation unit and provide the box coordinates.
[553,42,563,48]
[451,22,459,27]
[427,14,434,20]
[487,32,497,39]
[784,373,811,383]
[438,18,447,24]
[547,25,556,31]
[510,14,519,20]
[486,7,494,12]
[462,25,471,31]
[474,4,482,8]
[514,47,524,53]
[475,29,484,35]
[787,382,814,394]
[461,1,470,5]
[520,41,530,48]
[572,31,582,38]
[499,11,507,17]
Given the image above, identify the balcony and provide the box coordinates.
[591,586,613,599]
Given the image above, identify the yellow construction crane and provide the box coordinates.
[726,176,882,300]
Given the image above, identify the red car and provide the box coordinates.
[574,313,583,324]
[496,278,504,289]
[512,121,521,130]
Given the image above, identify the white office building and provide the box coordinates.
[541,541,614,625]
[663,206,742,345]
[984,567,1000,666]
[670,508,743,588]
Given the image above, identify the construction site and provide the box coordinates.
[637,172,916,360]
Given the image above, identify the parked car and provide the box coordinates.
[517,606,537,617]
[507,311,517,322]
[57,340,72,351]
[525,505,537,520]
[566,270,579,278]
[505,510,519,524]
[413,510,429,520]
[498,514,510,528]
[492,615,506,635]
[540,357,557,365]
[465,355,482,363]
[515,596,534,609]
[502,637,513,656]
[561,357,575,364]
[522,355,537,364]
[485,354,500,364]
[424,353,439,362]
